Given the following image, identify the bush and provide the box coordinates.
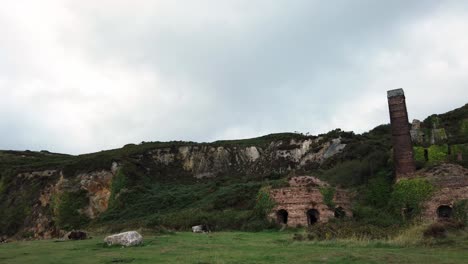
[362,173,392,208]
[55,190,90,230]
[423,222,447,238]
[352,205,401,227]
[453,199,468,226]
[306,220,396,240]
[253,186,276,218]
[390,178,434,220]
[319,186,335,208]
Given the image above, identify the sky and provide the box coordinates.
[1,0,468,155]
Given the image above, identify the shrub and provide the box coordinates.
[319,186,335,208]
[390,178,434,220]
[423,222,447,238]
[453,199,468,225]
[55,190,90,230]
[253,186,276,218]
[362,173,392,208]
[306,220,395,240]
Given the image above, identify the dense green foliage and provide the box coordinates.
[98,173,278,232]
[55,190,90,230]
[253,186,276,218]
[319,125,392,187]
[390,178,434,218]
[319,186,335,208]
[453,199,468,225]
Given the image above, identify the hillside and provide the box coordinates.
[0,104,467,239]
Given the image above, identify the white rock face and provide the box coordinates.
[244,146,260,162]
[104,231,143,247]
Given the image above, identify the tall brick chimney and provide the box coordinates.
[387,88,416,178]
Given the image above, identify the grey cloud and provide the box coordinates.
[0,0,467,154]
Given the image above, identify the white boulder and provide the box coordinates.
[104,231,143,247]
[192,225,203,233]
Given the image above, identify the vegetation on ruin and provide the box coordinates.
[390,178,434,217]
[319,186,335,208]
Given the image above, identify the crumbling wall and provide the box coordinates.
[420,163,468,220]
[268,176,352,226]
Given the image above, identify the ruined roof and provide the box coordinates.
[420,163,468,188]
[387,88,405,98]
[288,176,329,187]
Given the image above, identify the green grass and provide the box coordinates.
[1,232,467,264]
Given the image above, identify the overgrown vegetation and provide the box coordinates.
[319,186,335,208]
[55,190,90,231]
[390,178,434,219]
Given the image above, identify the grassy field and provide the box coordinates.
[1,231,468,264]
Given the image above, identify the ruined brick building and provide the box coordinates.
[268,176,352,226]
[269,88,468,226]
[387,88,468,220]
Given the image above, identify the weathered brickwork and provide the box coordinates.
[420,164,468,220]
[387,88,416,178]
[268,176,352,226]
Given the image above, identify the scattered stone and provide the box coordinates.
[63,230,88,240]
[192,225,209,233]
[0,236,9,243]
[104,231,143,247]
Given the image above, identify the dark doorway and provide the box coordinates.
[307,209,320,226]
[437,205,453,219]
[276,209,288,224]
[334,207,346,218]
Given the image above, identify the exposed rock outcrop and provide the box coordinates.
[147,137,346,179]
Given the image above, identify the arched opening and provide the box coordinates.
[276,209,288,224]
[307,209,320,226]
[334,207,346,218]
[437,205,453,219]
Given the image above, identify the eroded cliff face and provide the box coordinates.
[17,163,118,239]
[6,137,347,238]
[147,137,346,179]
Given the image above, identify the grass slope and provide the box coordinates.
[1,232,467,264]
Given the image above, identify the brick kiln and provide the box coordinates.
[269,176,352,226]
[420,163,468,220]
[387,88,468,221]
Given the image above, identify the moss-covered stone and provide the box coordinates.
[413,145,449,167]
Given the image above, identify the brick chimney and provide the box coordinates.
[387,88,416,178]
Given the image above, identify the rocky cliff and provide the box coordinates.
[0,133,348,238]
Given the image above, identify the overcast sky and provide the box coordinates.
[1,1,468,154]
